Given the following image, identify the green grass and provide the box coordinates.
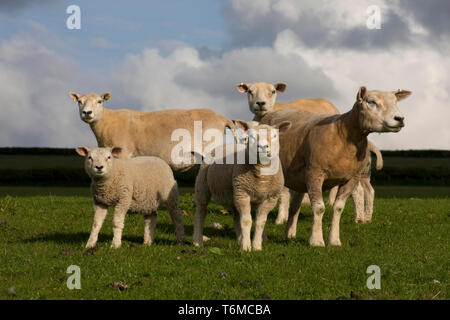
[0,189,448,300]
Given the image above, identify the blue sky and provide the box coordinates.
[0,0,227,70]
[0,0,449,149]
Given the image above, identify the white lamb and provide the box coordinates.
[76,146,185,249]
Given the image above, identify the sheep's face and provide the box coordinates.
[69,92,111,124]
[237,82,286,118]
[75,146,122,179]
[357,87,411,133]
[233,120,291,164]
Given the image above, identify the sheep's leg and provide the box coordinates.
[327,186,338,206]
[275,187,290,225]
[352,181,365,223]
[285,191,304,239]
[234,193,252,251]
[143,212,157,245]
[361,178,375,223]
[307,176,326,247]
[111,201,130,249]
[193,168,210,247]
[167,186,185,243]
[86,202,108,248]
[233,210,242,245]
[328,178,359,246]
[253,197,278,251]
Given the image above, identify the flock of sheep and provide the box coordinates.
[70,82,411,251]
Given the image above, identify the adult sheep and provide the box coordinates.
[69,92,237,176]
[236,82,383,225]
[260,87,411,246]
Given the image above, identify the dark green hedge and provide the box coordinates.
[371,166,450,186]
[0,168,90,186]
[0,166,448,187]
[0,148,448,186]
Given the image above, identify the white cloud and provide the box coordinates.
[0,33,97,147]
[274,29,450,149]
[1,2,448,151]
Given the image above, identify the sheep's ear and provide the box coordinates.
[277,121,291,134]
[232,120,250,132]
[70,92,80,102]
[75,146,89,157]
[236,83,249,93]
[111,147,122,158]
[393,89,412,102]
[101,92,111,101]
[357,86,367,101]
[275,83,287,93]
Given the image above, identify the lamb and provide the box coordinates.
[75,146,185,249]
[69,92,237,176]
[236,81,383,225]
[260,87,411,246]
[193,120,292,251]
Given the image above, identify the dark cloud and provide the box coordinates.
[398,0,450,40]
[221,0,446,51]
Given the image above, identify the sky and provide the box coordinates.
[0,0,449,150]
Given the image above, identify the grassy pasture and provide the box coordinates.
[0,190,448,300]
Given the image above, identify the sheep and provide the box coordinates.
[236,82,339,224]
[236,82,383,225]
[328,141,384,223]
[69,92,237,177]
[193,120,292,251]
[75,146,185,249]
[260,87,411,246]
[236,82,339,122]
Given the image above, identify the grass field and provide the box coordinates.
[0,188,448,300]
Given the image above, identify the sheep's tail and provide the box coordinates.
[368,141,383,170]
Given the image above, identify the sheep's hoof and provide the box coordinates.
[286,230,297,239]
[275,218,287,225]
[110,242,121,249]
[309,238,325,247]
[252,245,262,251]
[355,219,364,224]
[328,239,342,247]
[85,241,96,249]
[241,243,252,252]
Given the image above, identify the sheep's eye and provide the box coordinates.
[98,100,102,104]
[88,156,92,160]
[107,156,111,160]
[248,90,253,95]
[272,90,276,95]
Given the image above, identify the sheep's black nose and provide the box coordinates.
[95,166,103,170]
[83,110,92,115]
[256,101,266,107]
[394,116,404,123]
